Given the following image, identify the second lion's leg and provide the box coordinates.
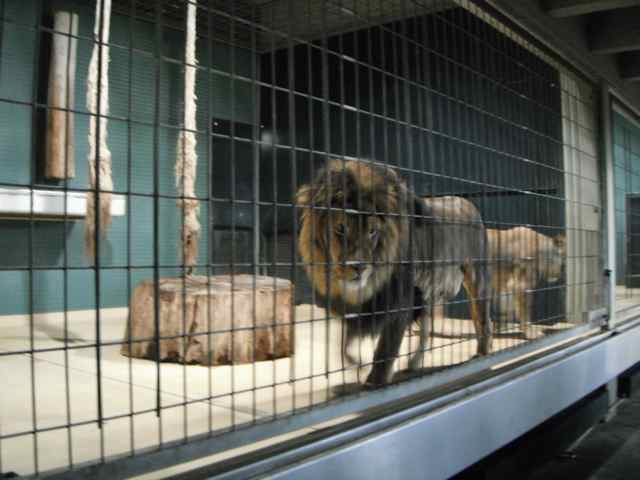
[462,260,493,356]
[516,283,538,340]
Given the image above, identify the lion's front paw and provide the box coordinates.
[476,337,493,356]
[364,366,391,388]
[408,352,425,371]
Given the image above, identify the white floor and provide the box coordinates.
[0,305,573,477]
[616,285,640,314]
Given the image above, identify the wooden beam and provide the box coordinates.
[590,7,640,54]
[45,11,78,180]
[546,0,640,18]
[620,51,640,82]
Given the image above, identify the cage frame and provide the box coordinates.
[0,0,631,478]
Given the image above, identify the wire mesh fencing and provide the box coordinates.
[0,0,604,476]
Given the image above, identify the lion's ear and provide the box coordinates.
[295,184,312,206]
[327,157,344,172]
[412,195,433,225]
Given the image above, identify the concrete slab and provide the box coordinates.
[0,304,576,476]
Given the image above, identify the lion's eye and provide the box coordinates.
[369,227,378,238]
[335,223,346,236]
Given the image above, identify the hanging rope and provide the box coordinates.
[85,0,113,259]
[175,0,200,273]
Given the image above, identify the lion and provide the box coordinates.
[296,159,493,386]
[487,226,566,339]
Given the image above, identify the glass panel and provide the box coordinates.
[612,106,640,312]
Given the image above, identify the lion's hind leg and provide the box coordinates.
[341,324,359,367]
[409,303,431,371]
[514,276,539,340]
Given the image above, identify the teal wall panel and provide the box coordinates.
[0,0,254,314]
[0,102,32,186]
[613,110,640,285]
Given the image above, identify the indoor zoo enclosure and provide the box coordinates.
[0,0,605,477]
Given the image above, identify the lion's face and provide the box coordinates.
[540,233,566,283]
[296,160,406,304]
[318,210,393,298]
[538,234,566,283]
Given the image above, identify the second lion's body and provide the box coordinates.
[487,226,565,338]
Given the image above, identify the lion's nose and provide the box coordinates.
[352,263,366,279]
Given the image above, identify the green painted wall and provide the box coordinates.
[0,0,254,314]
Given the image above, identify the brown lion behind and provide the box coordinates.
[487,226,566,339]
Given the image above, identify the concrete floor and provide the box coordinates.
[0,305,573,477]
[526,392,640,480]
[616,286,640,315]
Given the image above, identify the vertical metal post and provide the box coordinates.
[94,0,106,440]
[251,0,260,424]
[601,84,616,328]
[28,0,43,473]
[126,0,136,454]
[287,0,298,403]
[153,0,163,436]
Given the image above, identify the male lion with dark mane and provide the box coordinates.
[296,159,493,386]
[487,226,566,339]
